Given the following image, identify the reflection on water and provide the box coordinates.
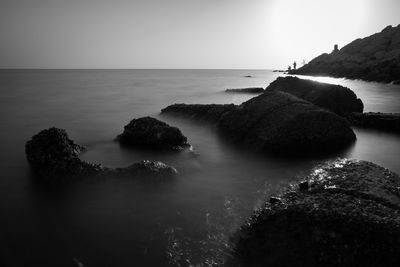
[0,70,399,266]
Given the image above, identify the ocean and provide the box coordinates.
[1,69,400,266]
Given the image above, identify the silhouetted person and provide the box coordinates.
[293,61,297,70]
[288,66,292,71]
[333,44,339,52]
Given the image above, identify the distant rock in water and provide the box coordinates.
[25,127,178,181]
[233,158,400,267]
[117,116,188,150]
[162,91,355,154]
[225,87,265,94]
[347,112,400,133]
[267,76,363,115]
[290,24,400,83]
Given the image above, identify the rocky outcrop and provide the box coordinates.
[117,117,188,150]
[234,158,400,267]
[225,87,265,94]
[162,91,356,154]
[267,76,363,115]
[347,112,400,133]
[25,127,178,181]
[290,24,400,83]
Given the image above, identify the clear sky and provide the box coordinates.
[0,0,399,69]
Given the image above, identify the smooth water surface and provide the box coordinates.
[0,70,399,266]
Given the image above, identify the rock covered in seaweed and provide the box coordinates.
[117,116,188,150]
[233,159,400,267]
[267,76,364,115]
[25,127,178,181]
[162,91,356,154]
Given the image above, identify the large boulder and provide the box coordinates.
[162,91,356,154]
[347,112,400,133]
[267,76,363,115]
[290,24,400,83]
[25,127,178,181]
[117,116,188,150]
[233,159,400,267]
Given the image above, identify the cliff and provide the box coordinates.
[290,25,400,83]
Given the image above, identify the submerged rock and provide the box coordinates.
[234,159,400,267]
[25,127,178,181]
[117,116,188,150]
[116,160,178,177]
[267,76,363,115]
[289,24,400,83]
[225,87,265,94]
[347,112,400,133]
[163,91,355,154]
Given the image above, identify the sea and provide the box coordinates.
[0,69,400,266]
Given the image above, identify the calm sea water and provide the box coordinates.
[0,70,400,266]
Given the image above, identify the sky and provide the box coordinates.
[0,0,399,69]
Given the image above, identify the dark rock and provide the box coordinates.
[347,112,400,133]
[115,160,178,177]
[117,116,188,150]
[269,197,282,204]
[244,75,253,78]
[162,91,356,154]
[298,181,309,191]
[161,104,236,123]
[25,127,104,178]
[218,91,356,153]
[25,127,178,181]
[267,76,364,115]
[225,87,265,94]
[289,24,400,83]
[234,158,400,267]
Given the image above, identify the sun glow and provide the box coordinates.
[266,0,368,68]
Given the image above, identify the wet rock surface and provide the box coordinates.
[267,76,363,115]
[289,24,400,83]
[233,158,400,267]
[163,91,355,154]
[225,87,265,94]
[347,112,400,133]
[117,116,188,150]
[25,127,178,181]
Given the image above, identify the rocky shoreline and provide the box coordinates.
[24,73,400,266]
[289,25,400,84]
[232,158,400,266]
